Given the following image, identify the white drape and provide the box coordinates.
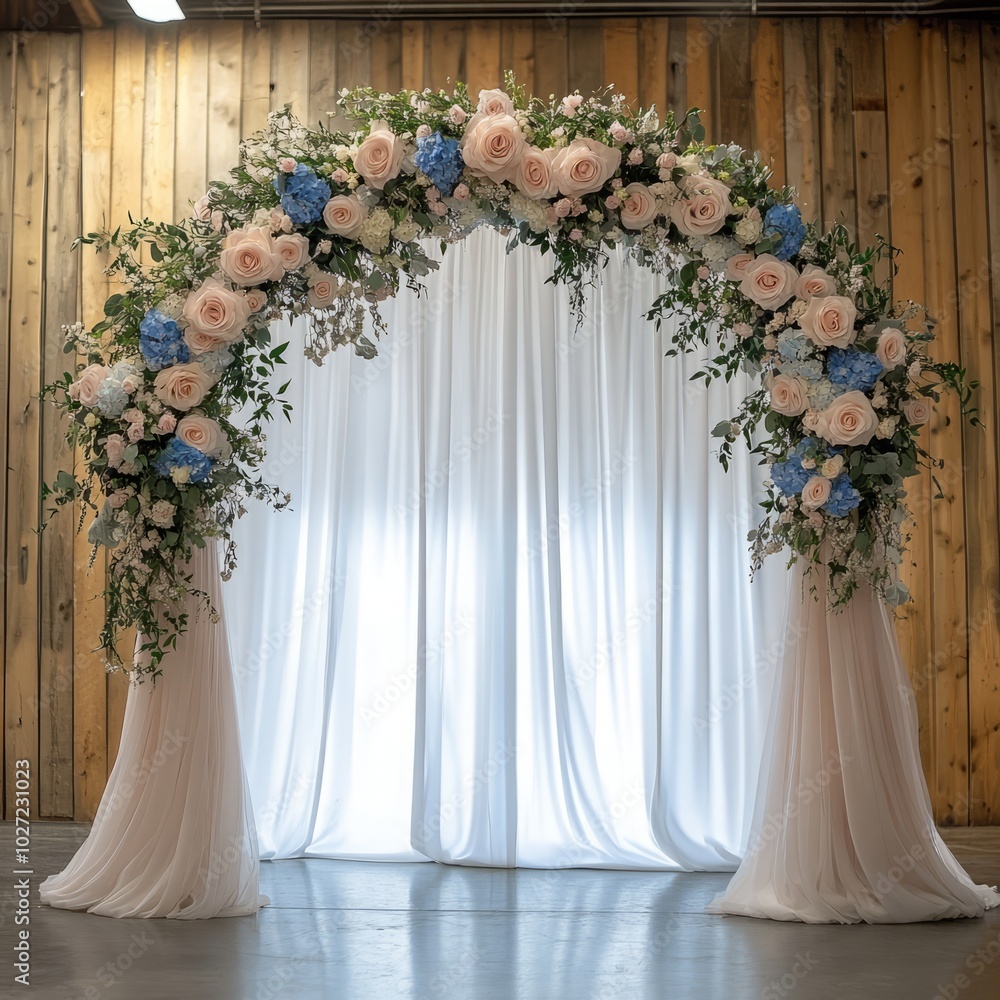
[225,228,786,869]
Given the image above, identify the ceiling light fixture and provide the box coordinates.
[125,0,186,22]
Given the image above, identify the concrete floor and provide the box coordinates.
[4,824,1000,999]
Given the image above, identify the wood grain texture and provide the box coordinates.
[3,16,999,823]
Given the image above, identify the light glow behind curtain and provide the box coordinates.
[224,228,785,870]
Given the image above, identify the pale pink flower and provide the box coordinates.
[278,157,297,173]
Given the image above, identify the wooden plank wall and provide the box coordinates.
[1,15,999,823]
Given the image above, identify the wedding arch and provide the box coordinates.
[40,79,998,925]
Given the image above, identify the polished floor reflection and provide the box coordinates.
[11,823,1000,999]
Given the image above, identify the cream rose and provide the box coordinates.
[902,397,931,425]
[513,147,559,200]
[793,264,837,301]
[245,288,268,313]
[461,112,526,184]
[551,137,621,197]
[274,233,311,271]
[668,175,732,237]
[725,253,755,282]
[477,88,514,117]
[322,194,367,239]
[801,475,832,510]
[353,120,405,190]
[219,227,285,286]
[768,373,809,416]
[619,182,659,230]
[175,414,231,460]
[875,326,907,370]
[70,363,108,407]
[798,295,858,349]
[811,390,879,447]
[308,276,338,308]
[738,254,799,310]
[153,364,216,412]
[821,454,845,478]
[182,277,252,349]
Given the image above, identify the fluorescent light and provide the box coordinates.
[125,0,185,21]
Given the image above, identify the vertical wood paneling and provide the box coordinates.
[782,19,822,222]
[74,28,114,822]
[0,34,15,811]
[981,19,1000,824]
[751,19,785,187]
[38,32,80,819]
[5,31,48,818]
[949,20,1000,826]
[6,17,1000,824]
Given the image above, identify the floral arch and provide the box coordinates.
[45,78,973,679]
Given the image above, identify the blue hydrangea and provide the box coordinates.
[414,132,465,196]
[779,355,824,383]
[826,347,883,393]
[763,203,806,261]
[770,454,812,497]
[273,164,330,225]
[822,472,862,517]
[153,438,213,483]
[140,309,189,371]
[776,329,813,361]
[95,380,129,418]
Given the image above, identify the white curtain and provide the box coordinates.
[225,228,785,870]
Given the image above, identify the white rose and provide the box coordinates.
[821,455,845,478]
[798,295,858,349]
[477,88,514,117]
[619,182,659,230]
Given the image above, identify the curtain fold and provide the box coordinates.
[225,228,785,869]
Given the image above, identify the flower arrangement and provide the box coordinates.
[42,74,976,678]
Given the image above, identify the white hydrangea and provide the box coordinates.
[359,208,393,252]
[734,214,762,245]
[392,219,422,243]
[508,192,550,233]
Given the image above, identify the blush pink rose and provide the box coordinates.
[902,397,931,425]
[800,475,832,511]
[793,264,837,300]
[245,288,268,313]
[219,227,285,286]
[551,137,621,197]
[323,194,367,239]
[449,104,467,124]
[738,254,799,310]
[182,277,252,351]
[477,88,514,117]
[668,175,732,237]
[156,412,177,434]
[768,373,809,416]
[725,253,755,282]
[193,193,212,221]
[176,414,231,459]
[69,363,108,407]
[798,295,858,349]
[875,326,907,370]
[127,422,144,443]
[274,233,311,271]
[810,390,879,447]
[619,182,658,230]
[461,112,526,183]
[105,433,126,468]
[308,276,338,308]
[513,146,559,200]
[153,364,216,412]
[353,121,405,190]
